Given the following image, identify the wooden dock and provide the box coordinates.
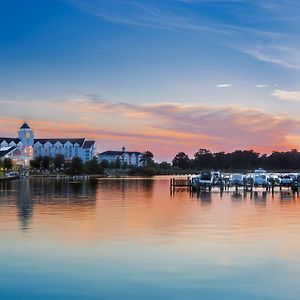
[170,177,300,193]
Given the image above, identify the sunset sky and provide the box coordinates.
[1,0,300,160]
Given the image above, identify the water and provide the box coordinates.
[0,177,300,299]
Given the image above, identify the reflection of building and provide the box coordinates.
[97,147,144,166]
[0,123,96,166]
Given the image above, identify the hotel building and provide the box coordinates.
[0,123,96,166]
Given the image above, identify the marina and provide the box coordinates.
[170,169,300,193]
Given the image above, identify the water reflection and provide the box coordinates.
[1,178,300,299]
[0,179,98,230]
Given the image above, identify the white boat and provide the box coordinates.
[229,174,244,186]
[280,174,294,186]
[254,173,268,187]
[199,172,213,186]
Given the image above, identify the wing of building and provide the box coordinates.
[0,123,96,166]
[96,147,144,167]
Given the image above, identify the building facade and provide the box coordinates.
[0,123,96,166]
[97,147,144,167]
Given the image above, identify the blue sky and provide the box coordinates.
[1,0,300,159]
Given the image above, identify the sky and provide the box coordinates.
[0,0,300,161]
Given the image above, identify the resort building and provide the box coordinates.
[0,146,30,167]
[97,147,144,167]
[0,123,96,166]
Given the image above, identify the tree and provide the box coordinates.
[140,151,154,166]
[41,156,53,170]
[0,159,3,174]
[54,154,65,170]
[3,158,13,171]
[172,152,191,169]
[115,157,121,169]
[194,148,214,169]
[85,158,99,174]
[67,157,85,175]
[99,159,109,169]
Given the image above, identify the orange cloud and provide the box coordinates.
[1,97,300,160]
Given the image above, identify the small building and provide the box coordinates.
[97,147,144,167]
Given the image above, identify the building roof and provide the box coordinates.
[20,122,30,129]
[99,150,142,156]
[82,140,95,149]
[0,146,17,158]
[34,138,85,146]
[0,137,21,144]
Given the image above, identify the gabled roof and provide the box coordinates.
[82,140,95,149]
[0,137,21,144]
[20,123,30,129]
[99,150,142,156]
[0,146,17,158]
[34,138,85,146]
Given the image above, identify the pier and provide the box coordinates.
[170,176,300,194]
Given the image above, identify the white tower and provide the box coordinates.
[18,122,34,160]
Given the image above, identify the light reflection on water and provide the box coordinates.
[0,177,300,299]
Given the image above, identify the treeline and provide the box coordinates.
[29,151,161,176]
[30,155,103,176]
[0,158,13,175]
[172,149,300,171]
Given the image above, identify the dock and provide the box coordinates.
[170,176,300,193]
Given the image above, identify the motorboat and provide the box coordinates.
[254,173,268,187]
[199,172,213,186]
[280,174,294,187]
[229,174,244,186]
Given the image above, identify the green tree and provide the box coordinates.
[194,148,214,169]
[115,157,121,169]
[140,151,154,166]
[3,158,13,171]
[68,157,85,175]
[54,154,65,170]
[85,158,99,174]
[0,159,3,174]
[99,159,109,169]
[172,152,190,169]
[41,156,53,170]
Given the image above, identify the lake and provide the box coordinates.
[0,177,300,299]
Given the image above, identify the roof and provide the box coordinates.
[0,146,17,158]
[20,122,30,129]
[99,150,142,156]
[82,140,95,149]
[0,137,21,144]
[34,138,85,146]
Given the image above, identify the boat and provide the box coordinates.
[198,172,213,187]
[229,174,244,186]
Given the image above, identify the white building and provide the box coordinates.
[0,146,30,167]
[97,147,144,167]
[0,123,96,165]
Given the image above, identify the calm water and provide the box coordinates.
[0,177,300,299]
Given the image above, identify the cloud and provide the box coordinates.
[242,46,300,69]
[2,96,300,160]
[64,0,300,69]
[255,84,268,88]
[60,96,300,155]
[272,89,300,102]
[217,84,232,88]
